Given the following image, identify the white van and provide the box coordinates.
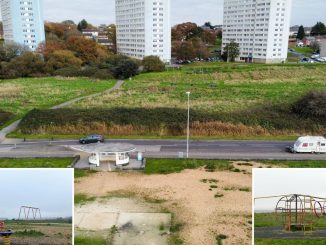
[288,136,326,154]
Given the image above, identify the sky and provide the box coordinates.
[254,169,326,212]
[37,0,326,27]
[0,169,73,219]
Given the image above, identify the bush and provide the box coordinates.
[92,69,114,80]
[111,59,139,79]
[45,50,83,73]
[292,91,326,120]
[0,42,29,62]
[6,52,45,77]
[142,55,165,72]
[54,67,81,77]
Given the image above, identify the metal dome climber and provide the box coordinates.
[255,194,326,234]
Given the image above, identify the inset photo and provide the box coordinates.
[253,168,326,244]
[0,169,73,245]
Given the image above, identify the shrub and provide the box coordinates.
[45,50,83,73]
[292,91,326,120]
[0,42,29,62]
[92,69,114,80]
[142,55,165,72]
[54,67,81,77]
[7,52,45,77]
[111,59,139,79]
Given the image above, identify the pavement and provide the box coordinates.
[255,226,326,239]
[0,139,325,161]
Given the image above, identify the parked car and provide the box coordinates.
[300,58,314,63]
[311,54,320,59]
[286,136,326,154]
[79,134,104,144]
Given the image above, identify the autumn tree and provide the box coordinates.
[37,40,67,59]
[176,41,196,60]
[66,36,109,64]
[45,50,83,73]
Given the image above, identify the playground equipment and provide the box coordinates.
[255,194,326,233]
[0,220,14,245]
[18,206,42,220]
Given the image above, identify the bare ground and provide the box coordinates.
[75,163,260,245]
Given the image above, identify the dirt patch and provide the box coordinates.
[75,168,252,245]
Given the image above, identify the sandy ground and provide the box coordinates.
[75,162,260,245]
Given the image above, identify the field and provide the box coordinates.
[0,158,74,168]
[17,63,326,139]
[1,219,72,245]
[255,239,326,245]
[0,77,115,128]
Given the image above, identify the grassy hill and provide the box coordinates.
[0,77,115,128]
[14,63,326,139]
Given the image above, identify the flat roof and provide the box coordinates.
[70,143,136,153]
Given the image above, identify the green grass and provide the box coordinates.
[293,47,314,57]
[255,213,326,228]
[261,160,326,168]
[74,169,98,178]
[0,158,74,168]
[74,237,108,245]
[75,194,96,205]
[0,77,115,128]
[144,159,233,174]
[14,229,44,237]
[255,239,326,245]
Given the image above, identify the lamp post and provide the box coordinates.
[186,91,191,158]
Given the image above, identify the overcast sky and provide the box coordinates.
[0,169,73,219]
[39,0,326,27]
[254,169,326,212]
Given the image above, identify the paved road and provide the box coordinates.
[0,80,124,143]
[0,139,325,160]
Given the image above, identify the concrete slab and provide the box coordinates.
[75,212,119,230]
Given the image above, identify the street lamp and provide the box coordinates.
[186,91,191,158]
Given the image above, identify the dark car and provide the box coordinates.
[79,135,104,144]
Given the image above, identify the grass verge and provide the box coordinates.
[74,237,107,245]
[0,158,74,168]
[144,159,233,174]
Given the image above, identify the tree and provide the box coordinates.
[7,52,45,77]
[310,22,326,36]
[204,22,212,29]
[310,41,320,53]
[45,50,83,73]
[191,37,209,59]
[175,41,196,60]
[201,30,217,45]
[111,59,139,79]
[37,40,67,59]
[45,22,65,39]
[107,24,117,53]
[77,19,89,32]
[297,25,305,40]
[67,36,108,64]
[142,56,165,72]
[223,40,240,62]
[0,42,29,62]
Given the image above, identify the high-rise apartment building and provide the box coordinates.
[115,0,171,63]
[0,0,45,51]
[222,0,292,63]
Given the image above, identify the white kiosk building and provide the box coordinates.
[71,143,137,168]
